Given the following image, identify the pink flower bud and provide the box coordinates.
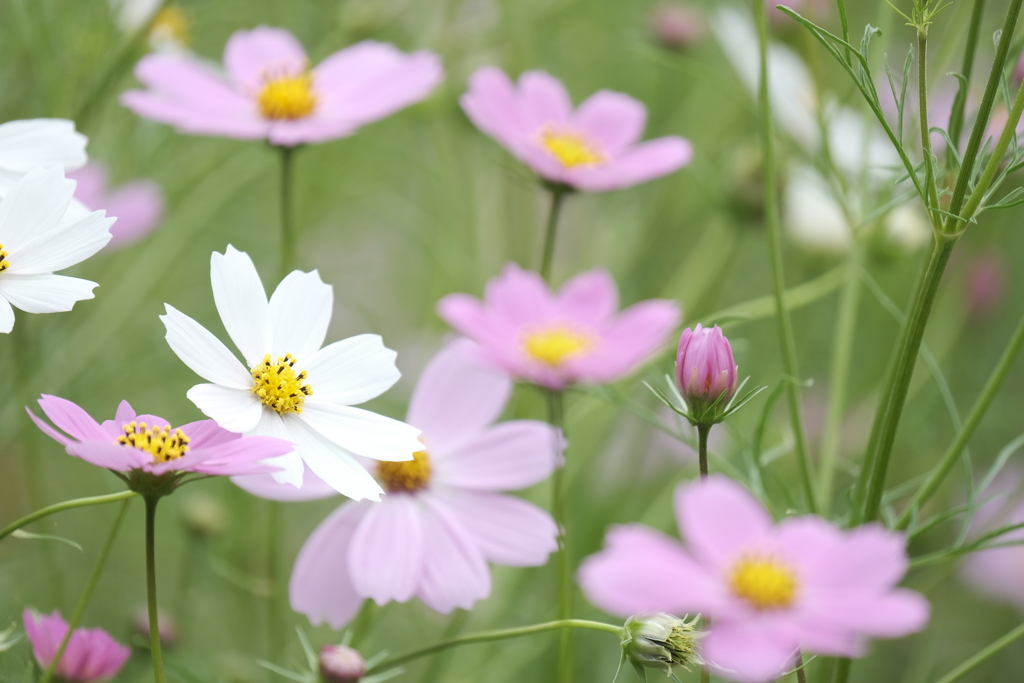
[649,3,705,52]
[966,251,1007,319]
[319,645,365,683]
[675,324,738,422]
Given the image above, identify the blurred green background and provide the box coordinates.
[2,0,1024,681]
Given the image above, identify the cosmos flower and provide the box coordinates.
[160,245,421,501]
[437,263,680,390]
[579,476,929,683]
[0,167,114,333]
[289,341,561,627]
[460,67,691,191]
[0,119,87,195]
[122,26,443,146]
[23,609,130,683]
[960,468,1024,612]
[68,163,164,249]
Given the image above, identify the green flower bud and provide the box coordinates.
[620,613,705,678]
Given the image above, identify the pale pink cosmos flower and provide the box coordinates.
[23,609,130,682]
[289,341,561,627]
[579,476,929,683]
[437,263,681,391]
[122,26,443,147]
[961,468,1024,612]
[28,395,292,478]
[68,163,164,250]
[460,67,692,192]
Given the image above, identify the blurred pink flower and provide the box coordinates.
[960,469,1024,612]
[437,263,681,390]
[68,163,164,250]
[122,26,443,147]
[965,250,1007,319]
[579,476,929,683]
[675,324,738,421]
[23,609,130,682]
[650,3,706,51]
[290,341,561,627]
[460,67,692,191]
[28,395,291,478]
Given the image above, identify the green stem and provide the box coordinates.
[364,620,621,676]
[0,491,138,542]
[418,610,469,683]
[267,500,282,662]
[818,248,863,510]
[38,499,131,683]
[145,496,167,683]
[932,622,1024,683]
[540,188,567,282]
[795,652,808,683]
[832,657,851,683]
[917,28,941,226]
[348,600,377,650]
[836,0,850,61]
[895,309,1024,529]
[697,423,710,479]
[279,145,297,279]
[947,0,986,158]
[753,0,817,513]
[547,390,573,683]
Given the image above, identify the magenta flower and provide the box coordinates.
[122,26,443,147]
[437,263,681,390]
[460,67,692,192]
[290,341,561,627]
[68,163,164,250]
[28,395,292,480]
[23,609,130,682]
[579,476,929,683]
[675,324,738,423]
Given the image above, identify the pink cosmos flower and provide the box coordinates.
[437,263,681,391]
[28,394,292,478]
[460,67,692,192]
[960,469,1024,612]
[289,341,561,627]
[121,26,443,147]
[579,476,929,683]
[23,609,130,682]
[68,163,164,250]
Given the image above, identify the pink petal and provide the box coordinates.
[433,488,557,566]
[518,70,573,129]
[573,90,647,155]
[290,501,370,629]
[702,622,797,683]
[460,66,531,149]
[23,609,63,665]
[122,89,268,139]
[233,464,340,501]
[485,263,554,326]
[436,294,499,343]
[66,164,108,208]
[415,494,492,612]
[64,441,146,471]
[406,339,512,449]
[571,136,692,192]
[556,269,619,327]
[27,407,73,447]
[675,476,773,570]
[114,400,136,424]
[178,419,239,448]
[266,118,356,146]
[36,395,110,442]
[573,299,680,382]
[811,589,930,639]
[223,26,309,91]
[125,54,258,123]
[431,420,562,491]
[103,180,164,249]
[347,493,425,604]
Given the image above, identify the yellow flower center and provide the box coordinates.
[150,6,189,45]
[117,422,191,463]
[250,353,313,415]
[257,72,318,120]
[540,128,604,168]
[0,244,9,273]
[522,326,595,366]
[377,450,432,492]
[728,556,798,610]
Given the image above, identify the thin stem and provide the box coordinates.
[697,424,710,479]
[348,600,377,650]
[836,0,850,61]
[947,0,986,158]
[932,622,1024,683]
[547,390,573,683]
[540,188,567,282]
[917,27,941,226]
[832,657,852,683]
[0,490,138,542]
[279,145,296,279]
[418,610,469,683]
[795,652,808,683]
[145,496,167,683]
[754,0,817,513]
[266,500,282,662]
[818,247,863,510]
[895,309,1024,529]
[38,499,131,683]
[364,620,621,676]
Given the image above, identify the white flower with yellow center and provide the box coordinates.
[160,246,421,501]
[0,167,114,333]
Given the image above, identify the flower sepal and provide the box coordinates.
[616,613,706,682]
[646,373,764,427]
[120,469,189,499]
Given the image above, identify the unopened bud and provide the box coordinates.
[131,605,178,648]
[649,3,705,52]
[675,324,738,425]
[319,645,365,683]
[621,613,706,674]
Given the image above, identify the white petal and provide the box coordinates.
[0,273,97,313]
[268,268,332,362]
[304,334,401,406]
[267,453,304,487]
[160,304,252,389]
[0,119,87,177]
[211,246,270,367]
[300,402,421,462]
[245,409,303,487]
[0,296,15,333]
[284,416,384,501]
[187,383,264,433]
[6,209,113,274]
[0,167,74,253]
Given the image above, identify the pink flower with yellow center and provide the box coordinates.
[23,609,130,683]
[289,341,562,627]
[460,67,692,191]
[121,26,443,147]
[579,476,929,683]
[437,263,680,390]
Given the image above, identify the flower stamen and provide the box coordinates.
[258,72,318,120]
[522,326,595,366]
[0,244,10,273]
[251,353,313,414]
[117,421,190,463]
[377,450,431,492]
[539,128,604,168]
[728,555,798,610]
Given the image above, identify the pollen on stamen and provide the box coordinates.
[728,555,798,610]
[539,128,605,168]
[0,245,11,273]
[250,353,313,415]
[522,326,595,367]
[117,421,191,463]
[257,70,318,120]
[378,450,432,492]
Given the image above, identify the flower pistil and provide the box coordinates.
[377,450,431,492]
[250,353,313,414]
[728,555,798,610]
[258,71,318,120]
[522,326,595,366]
[117,422,190,463]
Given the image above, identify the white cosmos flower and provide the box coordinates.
[0,167,114,333]
[160,245,421,502]
[784,164,852,254]
[0,120,87,193]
